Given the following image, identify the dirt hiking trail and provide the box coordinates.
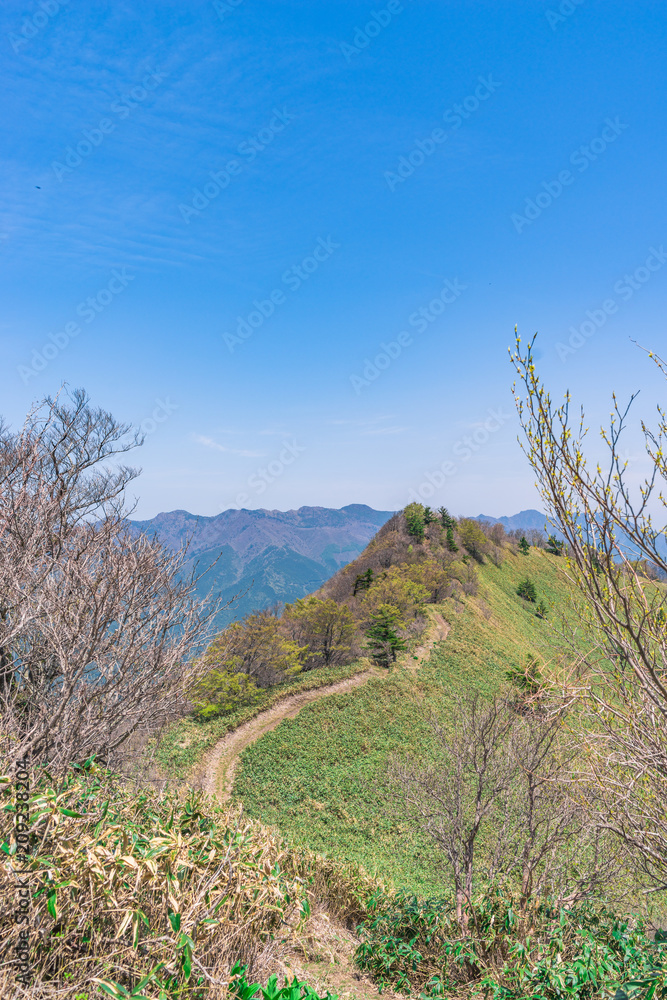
[200,607,450,802]
[197,608,451,1000]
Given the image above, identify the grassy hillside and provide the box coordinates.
[154,657,370,779]
[233,545,573,895]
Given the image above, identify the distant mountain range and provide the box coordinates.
[476,509,549,532]
[130,505,396,629]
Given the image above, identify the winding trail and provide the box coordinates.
[200,608,450,802]
[410,610,450,668]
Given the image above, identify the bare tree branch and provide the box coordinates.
[510,333,667,889]
[0,390,226,771]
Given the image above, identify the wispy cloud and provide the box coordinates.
[361,425,407,436]
[192,434,264,458]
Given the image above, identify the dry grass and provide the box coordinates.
[1,764,382,999]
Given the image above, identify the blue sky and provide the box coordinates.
[1,0,666,519]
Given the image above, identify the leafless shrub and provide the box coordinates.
[488,523,506,546]
[0,390,222,772]
[507,528,547,548]
[390,689,618,931]
[450,560,479,595]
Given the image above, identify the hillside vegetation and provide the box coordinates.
[0,763,381,1000]
[166,502,667,998]
[231,516,572,894]
[156,506,538,779]
[4,499,667,999]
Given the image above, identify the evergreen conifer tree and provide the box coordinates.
[365,604,407,668]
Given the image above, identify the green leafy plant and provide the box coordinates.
[355,888,667,999]
[228,962,339,1000]
[458,520,489,562]
[282,597,355,669]
[191,667,260,719]
[505,654,542,696]
[354,888,452,995]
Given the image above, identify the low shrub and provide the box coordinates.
[354,887,667,998]
[354,888,452,994]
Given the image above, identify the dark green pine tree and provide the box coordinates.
[518,536,530,556]
[438,506,454,529]
[423,506,437,525]
[353,568,374,596]
[365,605,407,668]
[516,578,537,602]
[404,503,426,542]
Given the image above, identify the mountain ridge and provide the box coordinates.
[475,508,548,532]
[131,505,552,628]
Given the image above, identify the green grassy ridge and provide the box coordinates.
[154,658,371,778]
[420,546,571,692]
[231,548,573,895]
